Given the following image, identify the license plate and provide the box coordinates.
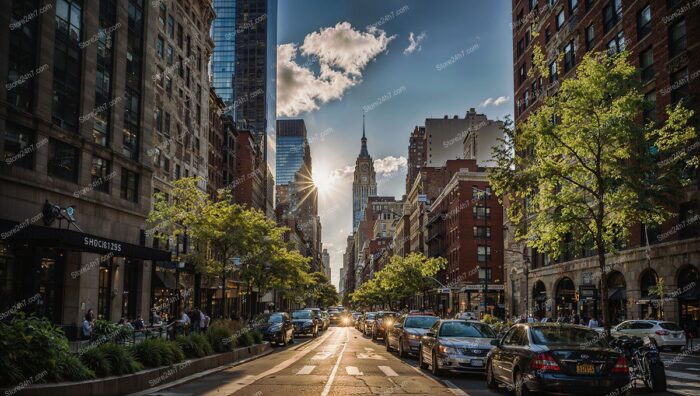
[576,364,595,374]
[470,359,484,367]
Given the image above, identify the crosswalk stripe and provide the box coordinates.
[378,366,398,377]
[296,365,316,375]
[312,351,332,360]
[666,370,700,380]
[345,366,363,376]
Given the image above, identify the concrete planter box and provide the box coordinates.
[8,343,271,396]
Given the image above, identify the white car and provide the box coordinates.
[610,320,686,350]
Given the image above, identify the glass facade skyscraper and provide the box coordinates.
[276,119,309,185]
[210,0,236,108]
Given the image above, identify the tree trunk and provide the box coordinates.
[598,247,609,334]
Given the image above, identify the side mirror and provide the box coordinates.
[490,339,500,346]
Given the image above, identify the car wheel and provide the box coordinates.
[398,338,407,358]
[372,328,377,340]
[486,360,498,389]
[514,370,531,396]
[431,351,444,377]
[418,346,428,369]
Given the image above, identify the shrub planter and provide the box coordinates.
[6,343,271,396]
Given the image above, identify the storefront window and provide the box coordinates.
[677,266,699,337]
[607,271,627,325]
[640,269,662,320]
[532,281,547,317]
[555,277,576,319]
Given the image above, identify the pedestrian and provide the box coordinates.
[588,316,599,328]
[198,308,207,332]
[133,315,145,330]
[82,311,94,340]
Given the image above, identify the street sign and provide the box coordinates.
[418,194,428,202]
[438,287,451,294]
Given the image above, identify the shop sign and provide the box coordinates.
[83,236,123,253]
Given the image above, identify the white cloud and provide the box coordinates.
[480,96,510,107]
[374,156,407,175]
[277,22,395,117]
[403,31,427,55]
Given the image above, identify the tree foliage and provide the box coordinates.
[490,50,698,327]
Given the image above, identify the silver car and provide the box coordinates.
[611,320,686,350]
[418,319,497,376]
[386,314,440,356]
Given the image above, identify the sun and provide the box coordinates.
[312,167,333,195]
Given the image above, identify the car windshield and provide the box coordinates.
[366,313,377,319]
[405,316,439,329]
[377,312,396,319]
[439,321,496,338]
[292,311,313,319]
[531,327,607,346]
[266,314,284,323]
[659,322,682,331]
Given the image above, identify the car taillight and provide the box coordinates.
[612,356,629,374]
[655,330,670,336]
[530,353,561,372]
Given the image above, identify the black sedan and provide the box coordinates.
[253,312,294,346]
[486,323,630,396]
[291,309,320,338]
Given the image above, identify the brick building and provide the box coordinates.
[509,0,700,328]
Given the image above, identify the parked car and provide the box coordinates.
[362,312,378,335]
[371,311,397,340]
[253,312,294,346]
[319,311,330,330]
[306,308,328,331]
[355,313,366,330]
[610,320,686,350]
[486,323,630,396]
[455,311,478,320]
[328,310,342,325]
[386,314,440,356]
[419,319,497,376]
[291,309,320,338]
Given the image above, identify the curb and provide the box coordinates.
[128,347,275,396]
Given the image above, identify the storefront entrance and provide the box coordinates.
[608,271,627,325]
[678,266,699,337]
[639,269,663,320]
[532,281,547,318]
[555,277,576,319]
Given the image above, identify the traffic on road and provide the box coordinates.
[145,307,698,396]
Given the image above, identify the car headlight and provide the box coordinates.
[384,319,393,327]
[438,345,458,354]
[406,333,420,340]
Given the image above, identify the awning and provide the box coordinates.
[0,219,170,261]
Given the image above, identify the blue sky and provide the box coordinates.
[276,0,514,287]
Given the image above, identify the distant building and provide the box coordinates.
[406,126,427,193]
[322,249,330,279]
[353,116,377,230]
[425,109,498,167]
[276,119,310,188]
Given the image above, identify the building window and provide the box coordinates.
[637,5,652,39]
[3,123,36,169]
[477,246,491,262]
[668,19,687,58]
[175,164,181,179]
[158,2,166,26]
[586,0,596,10]
[519,63,526,84]
[164,112,171,136]
[474,226,491,240]
[530,0,537,11]
[52,0,83,133]
[120,168,139,202]
[90,156,110,193]
[549,60,558,83]
[178,56,184,77]
[123,0,144,160]
[155,107,163,133]
[563,41,575,72]
[585,24,594,50]
[176,23,183,48]
[607,31,625,54]
[156,36,164,58]
[473,186,492,200]
[166,45,173,65]
[7,0,39,112]
[569,0,578,11]
[166,15,174,38]
[48,139,79,182]
[640,47,654,83]
[679,202,699,240]
[545,26,551,43]
[603,0,622,32]
[671,68,689,106]
[165,75,172,97]
[556,10,565,30]
[643,91,656,123]
[473,206,491,219]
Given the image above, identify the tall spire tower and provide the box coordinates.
[352,114,377,230]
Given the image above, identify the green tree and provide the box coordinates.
[490,50,697,330]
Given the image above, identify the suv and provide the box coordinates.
[611,320,686,350]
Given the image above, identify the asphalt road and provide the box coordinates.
[147,326,699,396]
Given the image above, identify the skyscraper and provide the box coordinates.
[275,119,310,186]
[352,116,377,230]
[210,0,236,108]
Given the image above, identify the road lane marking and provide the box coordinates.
[378,366,398,377]
[345,366,363,376]
[364,347,375,351]
[443,380,469,396]
[312,351,333,360]
[321,328,349,396]
[296,365,316,375]
[687,368,700,371]
[357,352,386,360]
[666,370,700,380]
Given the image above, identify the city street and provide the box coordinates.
[148,326,699,396]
